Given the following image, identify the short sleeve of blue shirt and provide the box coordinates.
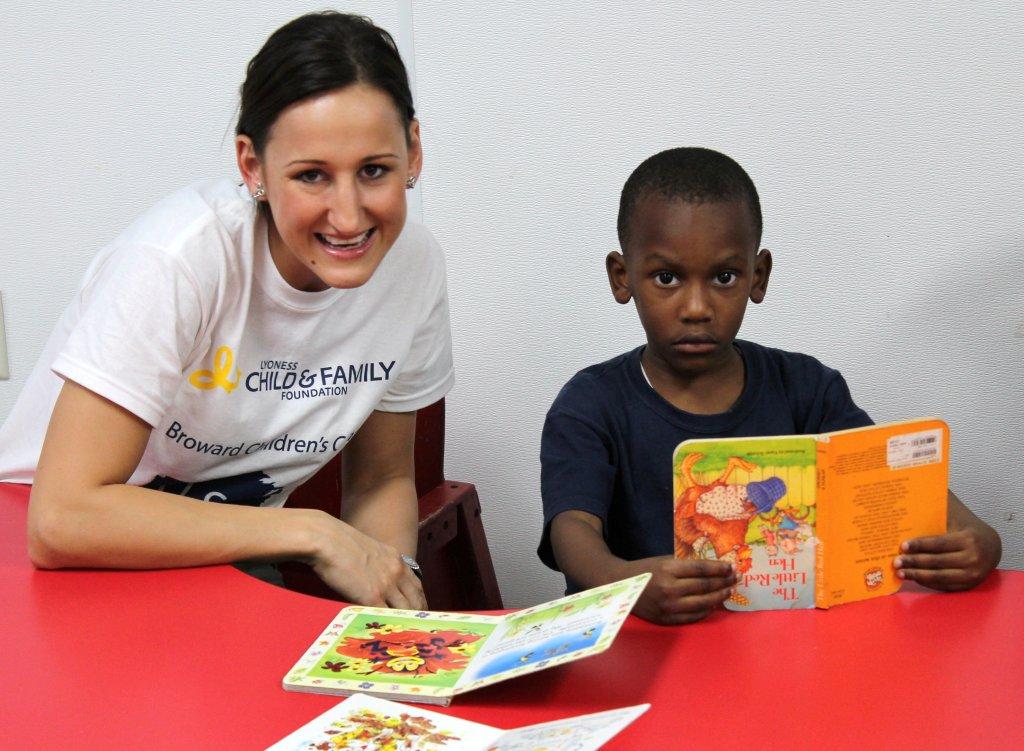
[540,383,621,562]
[538,341,872,592]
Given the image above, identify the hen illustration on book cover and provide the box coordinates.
[673,436,818,610]
[672,420,949,611]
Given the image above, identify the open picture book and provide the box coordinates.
[283,574,649,705]
[673,418,948,610]
[266,693,648,751]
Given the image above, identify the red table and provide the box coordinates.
[2,483,1022,749]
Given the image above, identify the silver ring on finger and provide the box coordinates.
[401,553,423,580]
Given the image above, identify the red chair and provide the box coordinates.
[279,399,504,611]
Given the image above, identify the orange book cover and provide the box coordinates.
[673,419,948,610]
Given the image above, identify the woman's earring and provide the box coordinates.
[405,175,417,190]
[252,181,266,202]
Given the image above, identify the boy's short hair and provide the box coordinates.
[617,147,762,250]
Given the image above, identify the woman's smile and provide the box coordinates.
[315,227,377,260]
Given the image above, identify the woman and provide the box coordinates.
[0,12,448,610]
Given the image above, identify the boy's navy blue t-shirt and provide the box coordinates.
[539,340,873,593]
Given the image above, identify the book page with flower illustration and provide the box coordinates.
[265,694,648,751]
[265,693,499,750]
[283,608,501,704]
[283,575,648,705]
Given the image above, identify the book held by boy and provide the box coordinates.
[266,693,648,750]
[673,419,948,610]
[282,574,649,705]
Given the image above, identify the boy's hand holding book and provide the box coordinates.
[623,556,736,626]
[894,493,1002,592]
[550,510,736,625]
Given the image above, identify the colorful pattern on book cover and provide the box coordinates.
[285,611,499,700]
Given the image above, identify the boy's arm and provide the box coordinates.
[550,510,736,625]
[894,490,1002,591]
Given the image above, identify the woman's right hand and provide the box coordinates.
[306,510,426,610]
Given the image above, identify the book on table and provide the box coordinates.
[266,693,648,751]
[282,574,649,706]
[673,418,948,610]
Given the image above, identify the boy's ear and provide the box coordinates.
[749,248,773,304]
[606,251,633,304]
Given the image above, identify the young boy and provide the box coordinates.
[538,147,1002,625]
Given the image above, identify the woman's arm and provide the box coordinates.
[339,409,420,558]
[29,380,421,607]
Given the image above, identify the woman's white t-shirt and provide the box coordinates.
[0,179,454,506]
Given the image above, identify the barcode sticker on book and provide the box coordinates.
[887,428,943,469]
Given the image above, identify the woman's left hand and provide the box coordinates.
[304,510,425,608]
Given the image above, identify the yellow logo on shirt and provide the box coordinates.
[189,345,241,393]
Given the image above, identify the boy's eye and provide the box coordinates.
[714,271,738,286]
[654,271,679,287]
[360,164,390,179]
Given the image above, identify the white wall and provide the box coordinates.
[412,0,1023,605]
[2,2,1020,608]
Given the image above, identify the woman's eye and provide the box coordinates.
[361,164,389,179]
[715,271,738,286]
[296,170,324,184]
[654,272,678,287]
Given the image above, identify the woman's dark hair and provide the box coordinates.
[237,11,415,153]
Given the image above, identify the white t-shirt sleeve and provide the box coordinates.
[375,229,455,413]
[51,245,205,427]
